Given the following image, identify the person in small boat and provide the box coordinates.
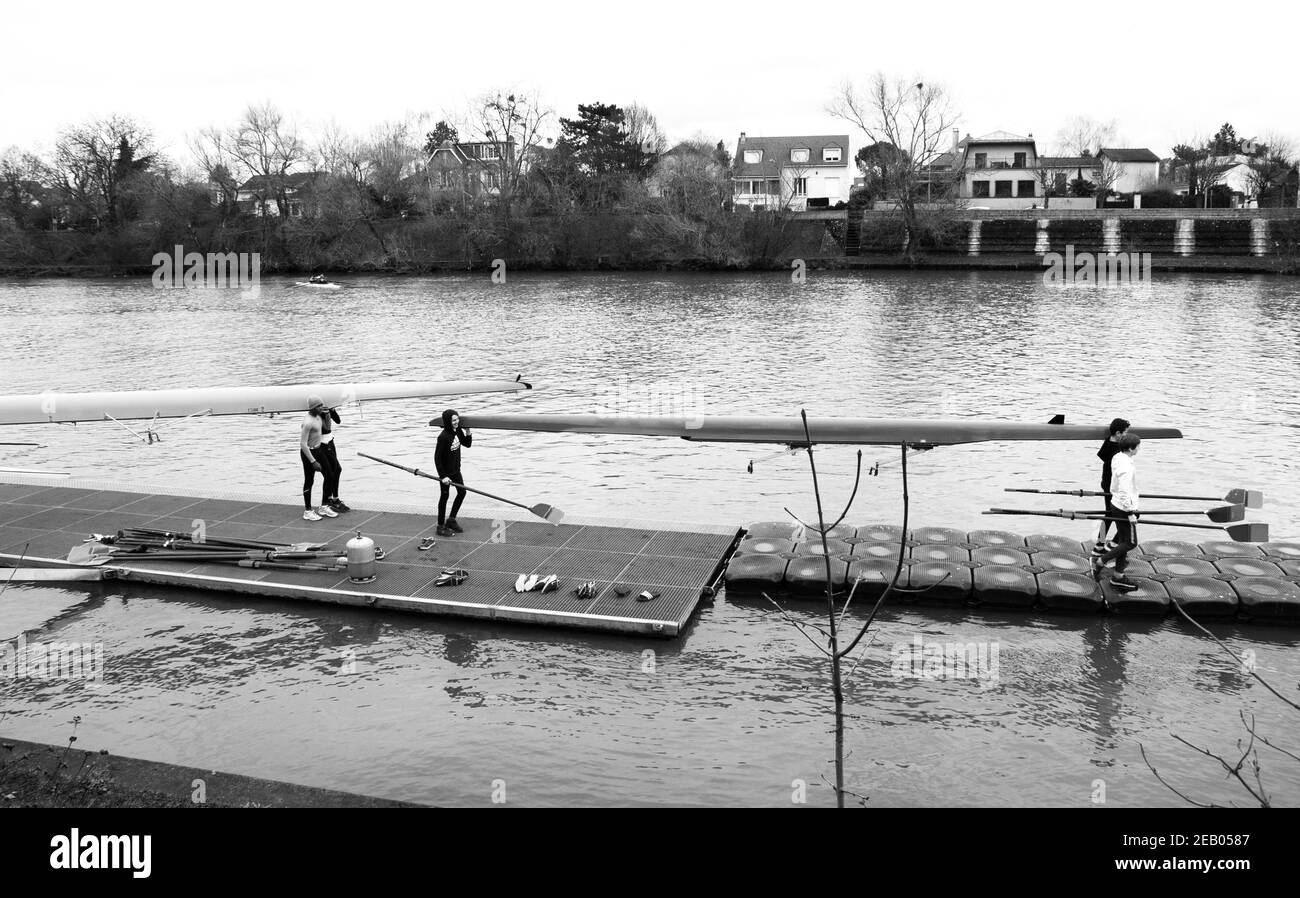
[318,405,350,513]
[309,273,328,284]
[431,408,472,536]
[300,395,341,522]
[1092,417,1130,556]
[1092,433,1141,591]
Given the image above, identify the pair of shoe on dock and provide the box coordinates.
[433,568,467,587]
[515,573,558,593]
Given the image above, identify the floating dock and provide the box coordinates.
[0,479,740,638]
[725,522,1300,623]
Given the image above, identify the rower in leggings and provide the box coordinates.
[432,408,472,536]
[300,396,341,522]
[318,407,350,512]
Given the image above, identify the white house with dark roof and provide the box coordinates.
[956,131,1042,205]
[1096,148,1160,193]
[732,133,850,211]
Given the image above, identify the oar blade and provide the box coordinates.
[1206,504,1245,524]
[531,504,564,526]
[67,544,111,566]
[1225,522,1269,543]
[1224,488,1264,509]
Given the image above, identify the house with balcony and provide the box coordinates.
[949,131,1117,208]
[732,133,851,211]
[426,139,515,202]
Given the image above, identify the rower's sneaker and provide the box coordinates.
[1110,576,1139,592]
[1090,541,1108,556]
[303,509,323,522]
[435,526,452,537]
[445,518,464,533]
[329,498,351,513]
[316,505,338,518]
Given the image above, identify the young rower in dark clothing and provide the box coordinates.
[1093,433,1142,591]
[432,408,472,536]
[1092,417,1130,556]
[318,407,350,513]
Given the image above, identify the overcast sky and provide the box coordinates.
[4,0,1295,167]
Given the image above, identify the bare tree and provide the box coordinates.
[1245,133,1296,207]
[762,415,939,806]
[48,115,157,229]
[465,89,552,219]
[1093,158,1123,206]
[829,74,960,260]
[1032,159,1066,210]
[1054,115,1117,157]
[623,102,667,178]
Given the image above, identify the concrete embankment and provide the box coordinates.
[835,208,1300,273]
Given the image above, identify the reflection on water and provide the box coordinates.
[1,271,1298,806]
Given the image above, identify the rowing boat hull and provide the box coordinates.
[0,380,530,426]
[460,413,1184,446]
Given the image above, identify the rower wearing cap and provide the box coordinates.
[300,395,341,522]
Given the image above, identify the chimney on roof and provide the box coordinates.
[952,128,959,154]
[739,132,746,143]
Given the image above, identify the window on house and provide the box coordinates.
[995,180,1013,197]
[1017,180,1036,197]
[793,177,808,196]
[791,148,810,163]
[823,146,842,162]
[1053,172,1067,193]
[972,180,990,198]
[480,144,501,160]
[1014,152,1027,168]
[975,152,988,168]
[439,170,458,189]
[744,149,762,164]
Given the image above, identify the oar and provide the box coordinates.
[1075,504,1244,523]
[1006,487,1263,508]
[114,529,326,553]
[985,508,1268,542]
[357,451,564,525]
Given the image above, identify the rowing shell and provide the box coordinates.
[459,414,1184,446]
[0,379,531,426]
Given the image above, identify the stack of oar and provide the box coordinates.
[987,487,1268,542]
[70,527,345,571]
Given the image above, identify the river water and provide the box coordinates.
[1,271,1298,807]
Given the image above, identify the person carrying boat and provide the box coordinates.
[1092,417,1130,556]
[318,405,350,513]
[1092,433,1141,591]
[300,395,340,522]
[431,408,472,536]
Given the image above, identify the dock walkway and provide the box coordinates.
[0,478,740,637]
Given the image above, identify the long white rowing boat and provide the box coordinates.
[0,379,530,426]
[459,413,1183,446]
